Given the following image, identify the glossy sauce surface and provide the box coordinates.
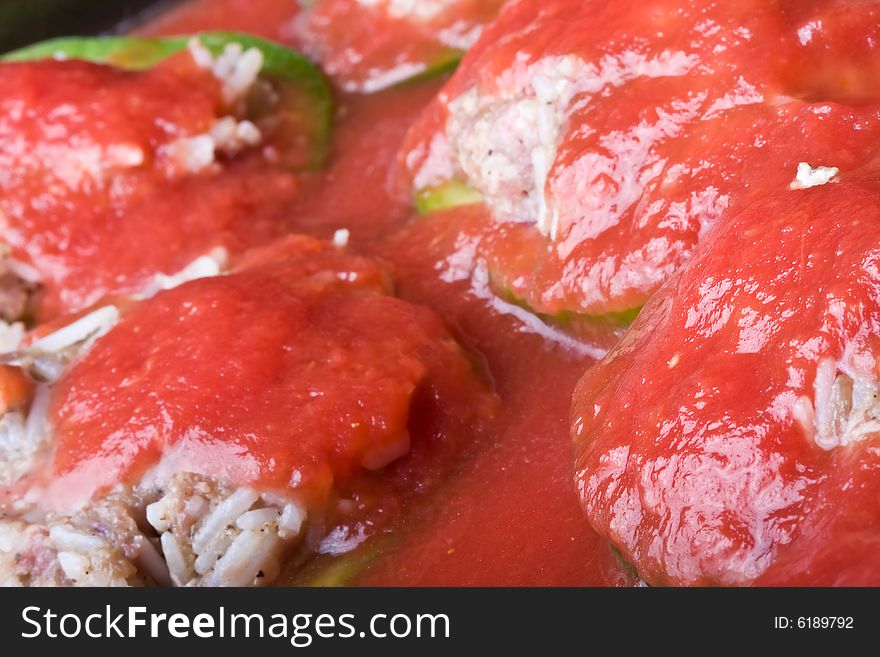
[402,0,880,317]
[0,56,299,320]
[573,172,880,585]
[47,236,497,514]
[17,0,880,588]
[143,0,625,586]
[295,0,506,93]
[356,210,629,585]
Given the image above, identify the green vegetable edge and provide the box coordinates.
[415,180,483,215]
[607,542,645,584]
[2,31,334,168]
[416,183,642,326]
[399,49,462,89]
[292,538,389,587]
[501,286,642,330]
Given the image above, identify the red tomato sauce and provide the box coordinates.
[294,0,506,93]
[140,0,626,585]
[290,82,444,242]
[781,0,880,105]
[401,0,880,317]
[572,171,880,586]
[351,209,631,586]
[137,0,302,43]
[45,235,498,515]
[20,0,880,588]
[0,56,299,321]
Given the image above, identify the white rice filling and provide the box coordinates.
[0,307,117,386]
[795,357,880,450]
[0,306,121,490]
[0,305,120,384]
[160,117,263,175]
[28,305,119,356]
[3,257,41,286]
[143,474,307,587]
[187,38,265,106]
[355,0,457,21]
[0,320,25,353]
[37,142,147,191]
[413,50,699,239]
[0,501,152,587]
[155,39,267,176]
[437,19,485,51]
[789,162,840,190]
[332,228,351,249]
[441,55,591,238]
[0,385,49,488]
[136,247,229,299]
[37,40,265,184]
[1,473,308,588]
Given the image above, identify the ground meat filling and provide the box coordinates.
[145,474,307,587]
[0,236,496,587]
[0,472,308,587]
[0,499,151,587]
[433,52,699,238]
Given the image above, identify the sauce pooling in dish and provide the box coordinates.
[8,0,880,588]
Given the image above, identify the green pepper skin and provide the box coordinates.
[3,32,333,169]
[414,181,483,215]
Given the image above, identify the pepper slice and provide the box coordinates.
[3,31,333,169]
[414,181,482,215]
